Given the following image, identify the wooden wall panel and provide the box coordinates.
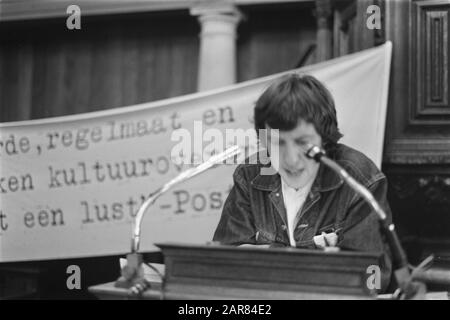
[383,0,450,263]
[32,36,67,118]
[0,39,33,121]
[237,5,317,82]
[121,31,139,107]
[89,24,124,111]
[413,2,449,121]
[16,42,34,119]
[385,0,450,164]
[0,12,200,122]
[63,33,93,115]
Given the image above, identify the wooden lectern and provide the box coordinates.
[90,243,382,299]
[158,243,381,299]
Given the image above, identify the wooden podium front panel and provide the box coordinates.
[157,243,382,300]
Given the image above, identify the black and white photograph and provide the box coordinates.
[0,0,449,304]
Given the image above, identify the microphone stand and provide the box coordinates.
[114,146,241,295]
[305,145,427,299]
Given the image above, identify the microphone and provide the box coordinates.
[115,145,241,293]
[305,144,326,162]
[304,144,425,299]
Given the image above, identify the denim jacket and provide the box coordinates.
[213,143,393,291]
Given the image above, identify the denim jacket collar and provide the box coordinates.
[250,162,343,193]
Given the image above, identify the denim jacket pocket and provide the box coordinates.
[317,222,344,235]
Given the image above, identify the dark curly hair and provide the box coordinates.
[254,73,343,154]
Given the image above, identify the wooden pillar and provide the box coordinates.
[315,0,333,62]
[190,1,242,91]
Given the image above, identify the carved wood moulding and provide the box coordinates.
[385,0,450,164]
[388,172,450,205]
[411,0,450,124]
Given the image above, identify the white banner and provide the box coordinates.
[0,42,392,262]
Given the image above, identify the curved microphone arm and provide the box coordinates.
[305,144,418,298]
[306,145,450,298]
[131,186,165,253]
[131,145,241,253]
